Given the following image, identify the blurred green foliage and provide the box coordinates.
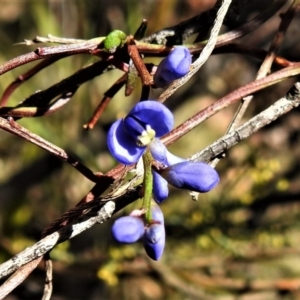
[1,1,300,299]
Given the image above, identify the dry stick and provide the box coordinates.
[0,39,102,76]
[41,164,127,237]
[0,117,103,183]
[213,44,293,68]
[83,73,127,129]
[0,0,285,81]
[140,0,220,45]
[0,90,74,118]
[188,0,286,53]
[140,0,284,47]
[0,56,67,106]
[226,0,299,134]
[126,19,149,96]
[41,258,53,300]
[190,83,300,163]
[0,0,285,80]
[0,202,116,299]
[136,0,286,56]
[0,60,110,121]
[0,257,43,300]
[161,63,300,146]
[210,0,298,169]
[22,34,86,45]
[158,0,233,103]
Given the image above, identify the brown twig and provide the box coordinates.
[158,0,233,103]
[0,40,103,76]
[226,0,299,133]
[209,0,299,168]
[0,257,43,300]
[127,36,153,86]
[0,56,67,106]
[162,63,300,146]
[0,90,75,118]
[83,74,127,129]
[136,0,286,56]
[42,257,53,300]
[0,117,105,182]
[213,44,294,68]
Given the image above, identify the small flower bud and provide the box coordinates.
[154,46,191,87]
[143,223,165,260]
[153,171,169,203]
[112,216,144,243]
[150,205,165,224]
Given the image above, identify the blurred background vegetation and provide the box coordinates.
[1,0,300,299]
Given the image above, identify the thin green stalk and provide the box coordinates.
[142,148,153,222]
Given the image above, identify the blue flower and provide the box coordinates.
[154,46,192,88]
[160,161,219,193]
[111,216,144,243]
[111,206,166,261]
[149,139,219,202]
[107,101,174,165]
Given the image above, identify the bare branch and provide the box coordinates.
[0,117,105,182]
[158,0,233,102]
[226,0,299,133]
[191,83,300,163]
[162,63,300,146]
[0,201,115,281]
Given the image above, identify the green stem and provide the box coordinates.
[142,148,154,222]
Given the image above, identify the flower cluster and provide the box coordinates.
[107,46,218,260]
[112,206,165,260]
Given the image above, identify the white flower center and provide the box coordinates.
[137,125,156,146]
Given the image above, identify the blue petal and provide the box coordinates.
[128,101,173,137]
[143,223,165,260]
[107,119,146,164]
[149,138,168,165]
[154,46,191,87]
[166,150,186,165]
[123,115,146,138]
[150,138,185,166]
[153,171,169,203]
[151,205,165,224]
[112,216,145,243]
[161,162,219,193]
